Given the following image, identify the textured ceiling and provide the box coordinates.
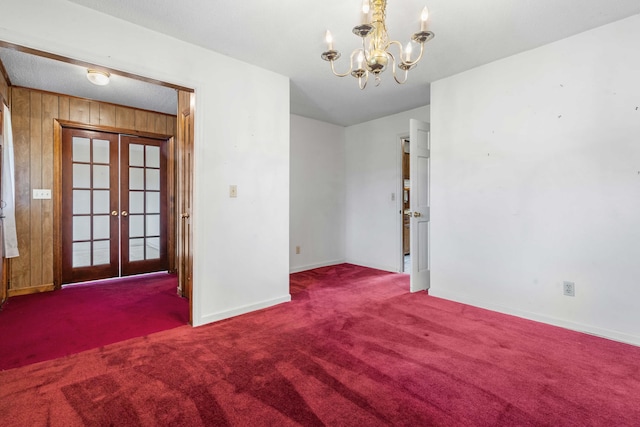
[0,47,177,115]
[3,1,640,125]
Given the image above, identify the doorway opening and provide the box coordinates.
[398,119,430,292]
[0,42,195,321]
[401,137,411,273]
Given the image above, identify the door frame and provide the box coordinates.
[396,121,431,290]
[176,91,194,324]
[53,119,176,288]
[0,105,5,305]
[397,133,410,273]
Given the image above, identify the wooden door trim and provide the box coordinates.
[53,120,63,289]
[53,119,175,289]
[57,119,172,140]
[176,90,194,324]
[0,107,5,305]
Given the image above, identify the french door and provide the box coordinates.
[61,128,168,284]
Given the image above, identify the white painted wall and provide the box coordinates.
[290,115,346,273]
[430,15,640,345]
[345,106,430,272]
[0,0,291,326]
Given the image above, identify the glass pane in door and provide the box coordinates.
[93,216,110,240]
[129,168,144,190]
[146,237,160,260]
[93,139,110,163]
[73,242,91,268]
[129,144,144,167]
[93,190,110,214]
[73,216,91,241]
[146,145,160,168]
[93,240,110,265]
[146,169,160,190]
[73,164,90,188]
[146,192,160,213]
[129,215,144,238]
[130,238,145,261]
[93,165,110,189]
[73,190,91,214]
[130,192,144,214]
[72,137,91,162]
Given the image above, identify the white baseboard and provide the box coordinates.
[194,294,291,326]
[430,288,640,347]
[344,258,399,274]
[289,259,345,274]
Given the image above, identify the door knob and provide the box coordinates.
[181,213,190,219]
[111,210,118,216]
[121,211,128,217]
[413,212,422,218]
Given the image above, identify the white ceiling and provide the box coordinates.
[3,0,640,126]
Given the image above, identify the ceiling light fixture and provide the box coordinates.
[86,69,110,86]
[321,0,434,90]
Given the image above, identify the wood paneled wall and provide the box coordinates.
[8,87,176,295]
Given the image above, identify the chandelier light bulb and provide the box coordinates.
[362,0,370,23]
[405,42,413,61]
[421,7,429,31]
[325,30,334,50]
[357,51,364,69]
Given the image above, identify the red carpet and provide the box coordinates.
[0,273,189,370]
[1,264,639,426]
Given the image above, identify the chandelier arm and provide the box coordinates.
[406,42,425,66]
[388,40,404,58]
[330,49,365,77]
[388,40,425,67]
[392,68,409,85]
[329,58,352,78]
[389,53,409,85]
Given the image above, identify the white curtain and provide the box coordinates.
[2,103,19,258]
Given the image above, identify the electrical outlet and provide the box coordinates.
[563,281,575,297]
[229,185,237,198]
[295,246,301,254]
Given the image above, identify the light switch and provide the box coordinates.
[33,189,52,199]
[229,185,237,198]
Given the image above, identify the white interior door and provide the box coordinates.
[410,119,430,292]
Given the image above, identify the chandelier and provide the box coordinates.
[321,0,434,89]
